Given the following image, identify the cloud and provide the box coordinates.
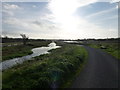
[116,3,120,9]
[76,17,118,39]
[98,15,118,21]
[2,3,22,16]
[2,17,61,38]
[2,10,14,16]
[55,16,118,39]
[45,0,118,39]
[32,20,43,26]
[2,0,50,2]
[3,0,118,3]
[77,0,98,7]
[32,5,37,8]
[48,0,119,10]
[85,7,116,18]
[3,18,22,25]
[32,19,59,30]
[116,5,118,8]
[2,0,118,39]
[3,3,21,10]
[110,0,120,3]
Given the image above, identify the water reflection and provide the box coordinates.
[48,41,56,47]
[0,42,61,70]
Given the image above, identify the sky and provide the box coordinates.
[1,0,120,39]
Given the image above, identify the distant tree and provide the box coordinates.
[20,34,29,45]
[4,36,8,39]
[77,39,80,41]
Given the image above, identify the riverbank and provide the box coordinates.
[1,42,61,70]
[2,44,88,89]
[2,41,51,61]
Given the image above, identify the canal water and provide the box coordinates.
[0,42,61,70]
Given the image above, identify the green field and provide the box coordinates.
[2,41,51,61]
[2,44,88,89]
[88,42,120,60]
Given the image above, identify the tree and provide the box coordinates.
[4,35,8,39]
[20,34,28,45]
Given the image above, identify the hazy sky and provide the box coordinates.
[2,0,119,39]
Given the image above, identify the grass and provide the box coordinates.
[2,45,33,61]
[88,42,120,60]
[2,41,51,61]
[2,44,88,89]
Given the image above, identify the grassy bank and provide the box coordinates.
[2,41,51,61]
[3,44,88,89]
[88,43,120,60]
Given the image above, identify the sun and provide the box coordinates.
[48,0,80,37]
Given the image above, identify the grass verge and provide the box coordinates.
[88,43,120,60]
[2,44,88,89]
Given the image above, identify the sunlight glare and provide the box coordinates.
[48,0,80,35]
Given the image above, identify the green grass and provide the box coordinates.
[2,41,51,61]
[0,72,2,90]
[88,43,120,60]
[2,44,88,89]
[2,45,33,61]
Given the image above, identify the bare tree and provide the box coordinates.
[20,34,29,45]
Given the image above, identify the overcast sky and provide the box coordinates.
[1,0,119,39]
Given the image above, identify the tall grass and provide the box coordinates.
[3,44,88,89]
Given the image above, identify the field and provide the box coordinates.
[2,43,88,89]
[2,41,51,61]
